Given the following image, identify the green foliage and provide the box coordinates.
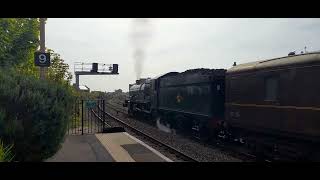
[47,49,73,84]
[0,18,74,82]
[0,18,39,68]
[88,91,104,99]
[0,18,73,82]
[0,18,79,161]
[0,140,14,162]
[0,69,76,161]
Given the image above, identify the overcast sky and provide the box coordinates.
[46,18,320,92]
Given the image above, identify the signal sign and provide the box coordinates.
[112,64,118,74]
[86,101,97,108]
[34,52,50,67]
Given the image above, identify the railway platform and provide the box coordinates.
[46,132,172,162]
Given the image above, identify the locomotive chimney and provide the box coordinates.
[136,78,147,84]
[288,51,296,56]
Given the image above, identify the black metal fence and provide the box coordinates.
[67,99,105,135]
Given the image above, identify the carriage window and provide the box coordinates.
[265,77,278,101]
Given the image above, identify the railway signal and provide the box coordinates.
[74,62,119,91]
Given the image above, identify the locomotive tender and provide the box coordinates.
[124,51,320,160]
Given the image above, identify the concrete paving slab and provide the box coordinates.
[46,135,114,162]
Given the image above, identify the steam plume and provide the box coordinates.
[130,18,153,79]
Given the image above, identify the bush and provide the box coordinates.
[0,140,14,162]
[0,69,75,161]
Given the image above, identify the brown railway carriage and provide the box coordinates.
[225,52,320,145]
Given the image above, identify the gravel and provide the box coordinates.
[104,99,242,162]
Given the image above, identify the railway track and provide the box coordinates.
[91,106,199,162]
[105,101,274,162]
[105,102,127,115]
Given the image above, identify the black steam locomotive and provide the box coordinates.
[124,69,226,138]
[124,52,320,160]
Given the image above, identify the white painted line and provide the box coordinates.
[124,132,173,162]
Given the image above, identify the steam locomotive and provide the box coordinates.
[123,51,320,160]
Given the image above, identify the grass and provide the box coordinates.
[0,140,14,162]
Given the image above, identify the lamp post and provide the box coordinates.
[39,18,46,80]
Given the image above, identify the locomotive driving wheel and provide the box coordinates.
[128,104,134,117]
[150,110,158,123]
[305,146,320,162]
[191,120,210,142]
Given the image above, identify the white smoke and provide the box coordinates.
[130,18,153,79]
[155,117,176,134]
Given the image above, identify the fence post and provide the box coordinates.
[103,99,105,132]
[81,100,84,135]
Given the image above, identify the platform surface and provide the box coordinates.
[46,132,172,162]
[46,135,115,162]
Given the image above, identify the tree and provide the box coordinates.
[0,18,73,84]
[0,18,39,68]
[47,49,73,84]
[115,89,123,93]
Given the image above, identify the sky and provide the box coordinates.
[46,18,320,92]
